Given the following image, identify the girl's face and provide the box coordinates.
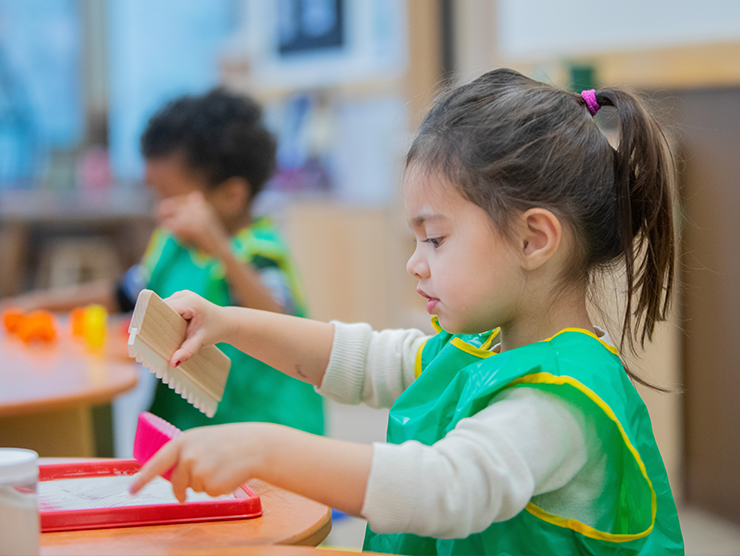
[405,166,526,335]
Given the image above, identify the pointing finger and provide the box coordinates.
[169,459,191,504]
[129,439,181,495]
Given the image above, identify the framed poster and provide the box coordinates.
[237,0,406,90]
[278,0,344,56]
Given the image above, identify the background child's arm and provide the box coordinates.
[213,249,284,313]
[129,422,373,516]
[157,192,284,313]
[166,290,334,387]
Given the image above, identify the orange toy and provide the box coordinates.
[2,308,25,334]
[13,310,57,343]
[69,307,86,337]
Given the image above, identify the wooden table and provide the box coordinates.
[0,322,138,456]
[39,465,333,555]
[158,547,385,556]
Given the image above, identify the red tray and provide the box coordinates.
[38,460,262,532]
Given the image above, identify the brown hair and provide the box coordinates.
[407,68,676,386]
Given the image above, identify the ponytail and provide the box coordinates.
[594,89,676,353]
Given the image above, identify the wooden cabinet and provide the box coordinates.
[284,200,428,332]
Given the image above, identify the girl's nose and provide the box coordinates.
[406,249,429,279]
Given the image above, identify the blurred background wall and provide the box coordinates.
[0,0,737,531]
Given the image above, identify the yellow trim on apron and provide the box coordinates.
[419,318,500,374]
[430,315,442,333]
[414,339,429,379]
[511,372,656,542]
[450,337,496,358]
[546,327,619,356]
[479,327,500,351]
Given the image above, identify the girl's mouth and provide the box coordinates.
[417,288,439,314]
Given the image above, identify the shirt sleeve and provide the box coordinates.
[316,320,429,408]
[253,266,296,315]
[115,264,150,312]
[361,386,590,538]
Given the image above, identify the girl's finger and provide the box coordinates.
[164,294,198,321]
[190,472,205,494]
[129,441,181,495]
[169,459,192,504]
[169,328,206,368]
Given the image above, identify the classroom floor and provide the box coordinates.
[112,373,740,555]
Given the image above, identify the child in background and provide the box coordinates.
[131,69,683,555]
[4,89,324,435]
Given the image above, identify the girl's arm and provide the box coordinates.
[129,422,373,516]
[129,385,591,535]
[363,387,592,538]
[166,290,334,387]
[167,290,429,400]
[318,321,427,408]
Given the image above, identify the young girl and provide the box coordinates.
[130,69,684,555]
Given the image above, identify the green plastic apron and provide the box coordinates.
[142,217,324,434]
[364,319,683,555]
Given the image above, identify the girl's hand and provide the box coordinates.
[129,423,271,503]
[164,291,227,368]
[157,191,231,259]
[129,421,373,516]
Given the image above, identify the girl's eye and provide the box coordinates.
[423,237,443,248]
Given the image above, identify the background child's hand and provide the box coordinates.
[157,191,231,258]
[164,291,226,368]
[129,422,271,503]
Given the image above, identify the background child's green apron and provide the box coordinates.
[141,218,324,434]
[365,322,683,555]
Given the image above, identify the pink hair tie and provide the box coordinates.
[581,89,600,116]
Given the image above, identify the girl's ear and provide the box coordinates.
[518,208,562,270]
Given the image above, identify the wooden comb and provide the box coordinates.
[128,289,230,418]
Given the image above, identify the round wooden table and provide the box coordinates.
[168,547,386,556]
[0,321,138,456]
[39,474,333,554]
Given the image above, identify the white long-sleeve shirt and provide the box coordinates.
[316,322,610,538]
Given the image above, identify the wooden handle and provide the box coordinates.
[129,290,230,402]
[130,290,188,363]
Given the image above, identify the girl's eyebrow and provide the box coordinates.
[410,213,446,227]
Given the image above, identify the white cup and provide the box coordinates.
[0,448,39,556]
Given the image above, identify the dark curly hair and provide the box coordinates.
[141,88,276,199]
